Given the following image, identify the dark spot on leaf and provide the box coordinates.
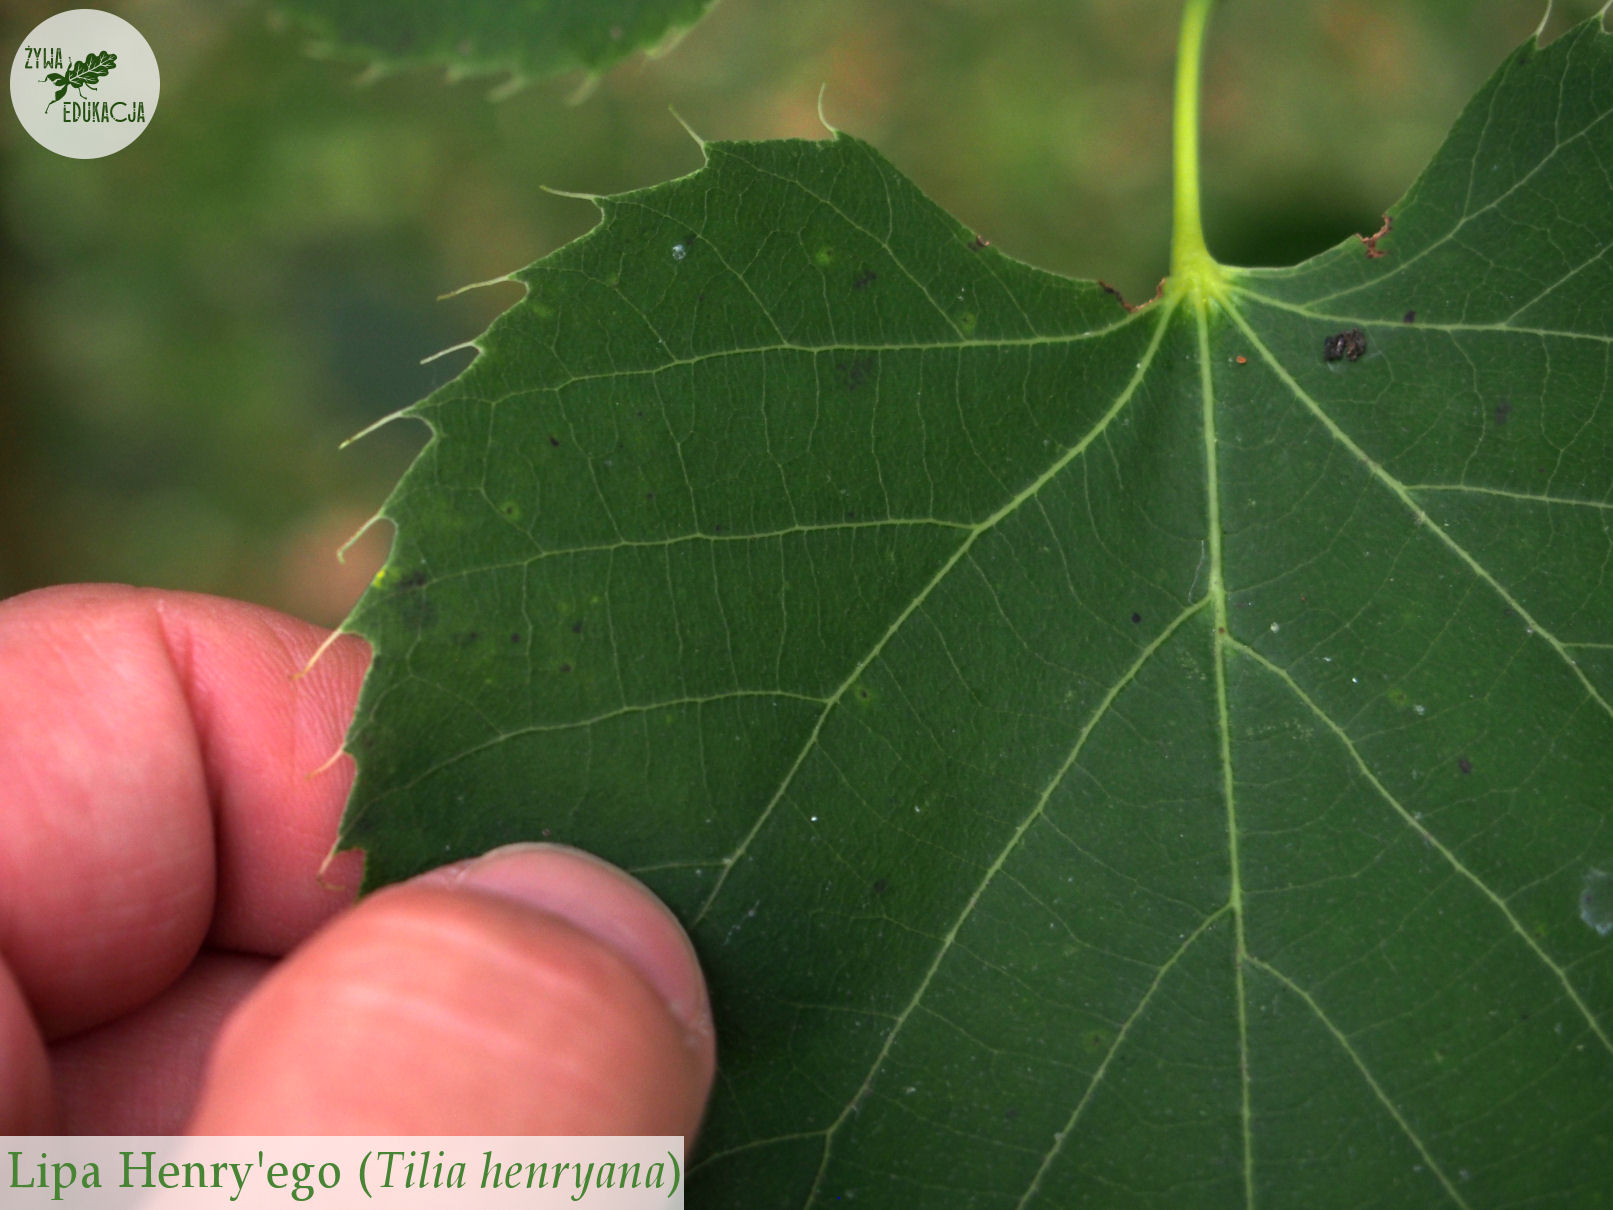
[510,632,522,644]
[1131,612,1142,624]
[646,491,656,499]
[871,877,888,895]
[1323,328,1367,362]
[1003,1106,1019,1121]
[858,688,869,700]
[559,663,572,673]
[571,621,584,634]
[835,357,876,392]
[549,435,561,447]
[451,630,480,647]
[1458,756,1473,775]
[853,269,878,291]
[713,523,726,533]
[397,569,429,591]
[1494,400,1511,426]
[1403,310,1417,324]
[846,511,857,520]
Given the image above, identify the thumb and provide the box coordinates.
[187,845,714,1135]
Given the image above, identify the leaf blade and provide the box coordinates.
[339,16,1613,1205]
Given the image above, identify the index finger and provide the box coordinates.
[0,584,369,1037]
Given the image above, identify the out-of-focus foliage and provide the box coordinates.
[0,0,1599,624]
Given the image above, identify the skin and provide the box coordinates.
[0,584,715,1135]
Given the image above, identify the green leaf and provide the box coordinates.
[42,51,116,112]
[270,0,720,91]
[338,15,1613,1205]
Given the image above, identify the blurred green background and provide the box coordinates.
[2,0,1601,626]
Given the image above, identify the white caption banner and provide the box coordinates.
[0,1138,683,1208]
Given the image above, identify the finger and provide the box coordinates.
[188,846,715,1136]
[0,585,366,1037]
[49,954,272,1133]
[0,958,53,1133]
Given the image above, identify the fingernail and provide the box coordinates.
[418,843,711,1044]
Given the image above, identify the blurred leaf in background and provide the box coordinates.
[1,0,1599,626]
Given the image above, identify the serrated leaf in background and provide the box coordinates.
[269,0,720,92]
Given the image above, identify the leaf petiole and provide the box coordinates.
[1169,0,1227,300]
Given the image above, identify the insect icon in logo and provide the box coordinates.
[42,49,117,113]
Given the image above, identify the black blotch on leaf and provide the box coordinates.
[1131,612,1142,624]
[1322,328,1367,362]
[1494,400,1511,426]
[1457,756,1473,775]
[396,569,429,591]
[871,878,888,896]
[1003,1107,1019,1122]
[509,632,523,644]
[451,630,480,647]
[835,356,876,392]
[1403,310,1417,324]
[548,435,561,447]
[571,621,584,634]
[852,269,878,291]
[559,663,573,673]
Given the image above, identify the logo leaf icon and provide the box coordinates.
[42,49,116,113]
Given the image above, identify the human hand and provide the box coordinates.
[0,585,714,1135]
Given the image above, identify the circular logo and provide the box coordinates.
[9,9,159,159]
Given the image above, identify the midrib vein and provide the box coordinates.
[1196,294,1257,1210]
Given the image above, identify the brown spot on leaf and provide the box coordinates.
[1359,214,1392,259]
[1098,278,1166,314]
